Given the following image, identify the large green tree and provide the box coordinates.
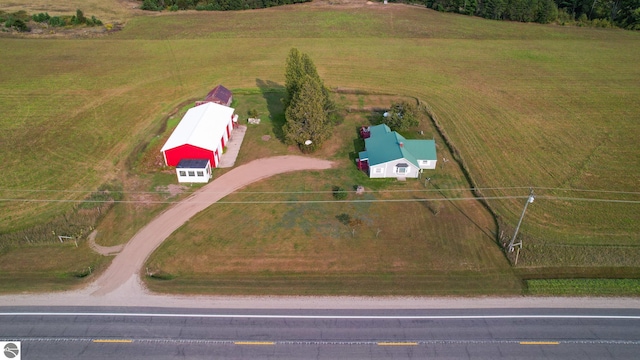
[283,48,334,151]
[283,75,332,152]
[382,101,420,131]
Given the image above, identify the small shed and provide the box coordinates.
[176,159,212,183]
[357,124,437,179]
[195,85,233,107]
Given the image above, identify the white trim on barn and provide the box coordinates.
[176,159,212,183]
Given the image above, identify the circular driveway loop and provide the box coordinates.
[91,155,334,296]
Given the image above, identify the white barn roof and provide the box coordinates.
[161,102,235,152]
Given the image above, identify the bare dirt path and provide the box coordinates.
[90,155,333,296]
[87,230,123,256]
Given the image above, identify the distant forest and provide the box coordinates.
[139,0,311,11]
[138,0,638,30]
[398,0,640,29]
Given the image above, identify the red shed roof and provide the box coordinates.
[203,85,232,105]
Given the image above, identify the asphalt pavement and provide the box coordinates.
[1,307,639,359]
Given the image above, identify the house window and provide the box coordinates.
[373,167,383,174]
[197,171,204,177]
[188,171,195,176]
[179,171,186,176]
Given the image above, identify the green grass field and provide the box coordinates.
[145,100,521,295]
[1,0,639,293]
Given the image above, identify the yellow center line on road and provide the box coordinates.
[234,341,275,345]
[520,341,560,345]
[377,342,419,346]
[92,339,133,343]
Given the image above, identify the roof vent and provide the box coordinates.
[399,142,404,147]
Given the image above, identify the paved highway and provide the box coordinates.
[1,307,639,359]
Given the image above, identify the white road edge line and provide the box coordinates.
[1,313,640,320]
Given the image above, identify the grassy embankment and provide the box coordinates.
[1,1,638,293]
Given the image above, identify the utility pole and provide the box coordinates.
[507,188,535,253]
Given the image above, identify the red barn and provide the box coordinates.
[161,102,236,168]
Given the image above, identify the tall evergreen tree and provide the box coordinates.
[282,48,335,151]
[283,75,332,152]
[284,48,305,109]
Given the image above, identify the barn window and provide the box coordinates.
[188,171,195,176]
[197,171,204,177]
[179,171,186,176]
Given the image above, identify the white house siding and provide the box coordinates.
[176,163,212,183]
[370,165,386,178]
[370,159,420,178]
[418,159,437,170]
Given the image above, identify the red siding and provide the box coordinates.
[163,144,215,167]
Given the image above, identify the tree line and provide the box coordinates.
[391,0,640,29]
[140,0,311,11]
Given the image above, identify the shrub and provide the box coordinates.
[557,8,574,25]
[141,0,164,11]
[13,19,29,32]
[577,13,589,26]
[5,18,29,32]
[79,181,124,210]
[48,16,65,27]
[382,101,420,131]
[32,12,51,23]
[336,213,351,225]
[332,186,348,200]
[75,9,86,24]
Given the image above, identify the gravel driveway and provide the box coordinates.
[90,155,334,296]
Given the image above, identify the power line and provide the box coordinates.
[0,195,639,205]
[0,186,639,196]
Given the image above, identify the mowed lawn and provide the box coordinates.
[0,1,639,292]
[145,102,520,295]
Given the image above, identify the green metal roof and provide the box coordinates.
[362,124,436,167]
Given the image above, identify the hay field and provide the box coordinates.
[1,1,639,291]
